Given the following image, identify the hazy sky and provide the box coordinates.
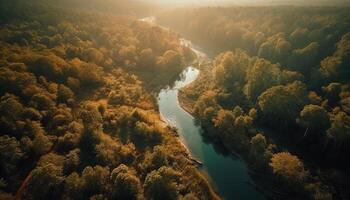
[148,0,349,6]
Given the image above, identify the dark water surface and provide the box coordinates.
[158,66,265,200]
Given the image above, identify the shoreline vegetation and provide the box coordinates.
[177,70,270,193]
[159,6,350,199]
[178,83,275,198]
[159,112,203,167]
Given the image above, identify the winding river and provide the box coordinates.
[158,50,265,200]
[143,17,265,200]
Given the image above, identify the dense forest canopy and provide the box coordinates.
[162,5,350,200]
[0,1,217,199]
[1,0,350,200]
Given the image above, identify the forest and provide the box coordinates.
[0,0,217,200]
[159,6,350,200]
[1,0,350,200]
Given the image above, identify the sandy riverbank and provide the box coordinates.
[178,89,196,115]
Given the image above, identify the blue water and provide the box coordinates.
[158,67,265,200]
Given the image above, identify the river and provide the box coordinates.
[142,16,265,200]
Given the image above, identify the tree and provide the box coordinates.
[139,48,155,68]
[111,164,142,200]
[95,134,121,167]
[202,106,216,124]
[0,135,23,176]
[81,165,110,197]
[144,166,180,200]
[322,83,342,106]
[133,121,162,147]
[156,50,184,72]
[341,96,350,114]
[320,32,350,81]
[308,91,322,105]
[28,164,64,199]
[79,127,100,162]
[143,146,169,172]
[30,93,55,111]
[289,42,320,75]
[245,58,281,101]
[0,67,36,96]
[57,121,83,152]
[213,109,235,133]
[32,122,53,155]
[28,55,66,81]
[248,108,258,120]
[77,63,104,88]
[80,103,103,130]
[214,50,250,88]
[250,134,268,168]
[270,152,308,186]
[57,84,74,104]
[23,107,42,121]
[258,81,308,127]
[67,77,81,91]
[298,105,330,137]
[63,149,80,174]
[327,111,350,150]
[290,27,310,48]
[63,172,84,200]
[281,70,304,85]
[0,93,24,133]
[194,90,219,120]
[82,48,104,64]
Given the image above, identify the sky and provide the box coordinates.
[147,0,350,6]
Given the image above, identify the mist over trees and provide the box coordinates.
[149,0,350,7]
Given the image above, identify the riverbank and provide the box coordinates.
[159,112,220,200]
[146,105,221,200]
[177,74,324,199]
[178,90,196,115]
[178,87,274,198]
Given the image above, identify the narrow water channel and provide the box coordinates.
[145,16,265,200]
[158,66,264,200]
